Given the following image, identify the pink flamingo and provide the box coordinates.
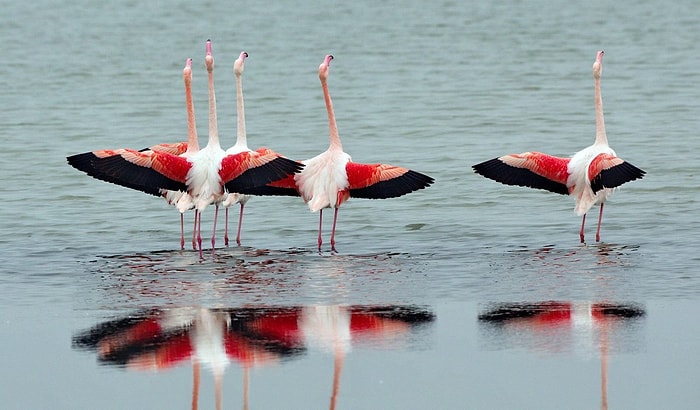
[220,51,302,246]
[67,41,302,256]
[472,51,645,243]
[248,55,434,253]
[68,59,199,250]
[220,51,254,247]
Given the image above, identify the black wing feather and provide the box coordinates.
[225,157,304,193]
[349,170,434,199]
[590,161,646,193]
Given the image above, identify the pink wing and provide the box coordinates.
[588,153,646,193]
[145,142,189,155]
[220,149,304,194]
[346,162,434,199]
[68,149,190,195]
[473,152,570,195]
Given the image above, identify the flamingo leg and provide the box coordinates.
[579,213,587,243]
[236,202,245,246]
[224,208,230,247]
[192,211,199,251]
[317,209,324,252]
[197,211,203,258]
[330,207,339,253]
[192,361,200,410]
[180,213,185,250]
[596,203,605,242]
[211,205,219,251]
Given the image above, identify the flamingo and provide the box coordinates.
[219,51,303,246]
[68,59,200,250]
[246,55,434,253]
[472,51,645,243]
[219,51,256,246]
[67,40,302,256]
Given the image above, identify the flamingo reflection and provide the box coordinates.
[478,301,645,410]
[74,305,434,409]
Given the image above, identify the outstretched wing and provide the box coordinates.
[346,162,434,199]
[472,152,570,195]
[589,154,646,193]
[221,148,304,194]
[68,149,190,195]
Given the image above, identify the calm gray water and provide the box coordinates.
[1,0,699,408]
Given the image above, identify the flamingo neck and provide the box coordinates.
[185,78,200,154]
[321,78,342,151]
[235,72,247,149]
[594,77,608,146]
[207,68,220,148]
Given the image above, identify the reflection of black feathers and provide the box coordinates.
[350,170,434,199]
[472,158,569,195]
[71,309,159,349]
[590,161,646,193]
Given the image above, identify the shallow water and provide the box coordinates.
[1,0,700,408]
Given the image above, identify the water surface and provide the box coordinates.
[1,0,699,408]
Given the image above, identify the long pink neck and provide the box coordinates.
[321,76,342,151]
[184,62,199,153]
[235,68,247,149]
[594,76,607,146]
[206,45,220,148]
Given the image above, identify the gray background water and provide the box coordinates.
[1,0,699,408]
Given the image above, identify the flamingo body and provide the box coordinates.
[264,54,433,252]
[472,51,645,242]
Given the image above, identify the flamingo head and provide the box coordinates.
[183,58,193,85]
[205,39,214,73]
[319,54,333,82]
[234,51,248,76]
[593,50,604,79]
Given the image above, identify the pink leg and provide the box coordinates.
[579,213,587,243]
[224,208,230,247]
[330,207,339,253]
[236,203,245,246]
[192,211,199,250]
[180,213,185,250]
[595,203,605,242]
[197,211,203,258]
[211,205,219,251]
[317,209,323,252]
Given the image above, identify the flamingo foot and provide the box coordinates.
[579,214,587,244]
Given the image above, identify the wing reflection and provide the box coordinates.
[478,301,645,410]
[73,305,434,410]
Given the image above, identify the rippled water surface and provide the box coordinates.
[1,0,699,408]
